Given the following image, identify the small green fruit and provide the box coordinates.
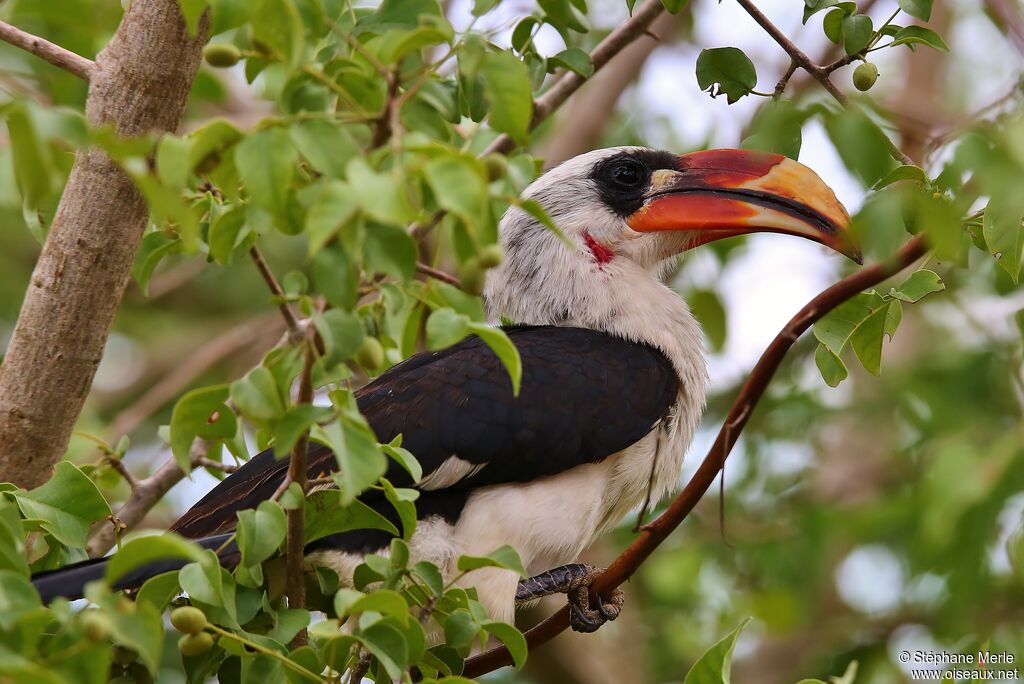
[170,606,208,635]
[483,155,507,182]
[178,632,215,657]
[80,610,110,642]
[112,646,138,666]
[203,44,242,68]
[460,259,486,296]
[356,336,385,371]
[852,62,879,91]
[477,245,504,269]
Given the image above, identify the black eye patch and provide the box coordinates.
[590,150,678,217]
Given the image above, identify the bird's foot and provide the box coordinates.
[566,567,624,634]
[514,563,624,634]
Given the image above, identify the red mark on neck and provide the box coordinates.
[583,230,614,264]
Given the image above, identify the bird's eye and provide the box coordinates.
[610,160,644,189]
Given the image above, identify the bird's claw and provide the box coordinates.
[566,568,625,634]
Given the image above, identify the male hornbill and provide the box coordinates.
[33,147,854,632]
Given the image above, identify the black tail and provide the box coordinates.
[31,533,237,603]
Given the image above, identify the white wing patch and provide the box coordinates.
[418,455,486,490]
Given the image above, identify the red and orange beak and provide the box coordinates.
[626,149,859,263]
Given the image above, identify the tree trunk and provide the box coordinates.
[0,2,208,487]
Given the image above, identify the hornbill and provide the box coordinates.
[33,147,854,632]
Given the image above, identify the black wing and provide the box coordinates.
[171,326,678,539]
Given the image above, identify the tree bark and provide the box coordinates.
[0,3,209,487]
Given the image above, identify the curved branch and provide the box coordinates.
[0,20,95,81]
[463,234,928,677]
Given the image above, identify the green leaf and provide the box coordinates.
[412,561,444,596]
[335,588,409,625]
[872,164,928,189]
[849,303,889,375]
[347,159,417,226]
[6,102,53,210]
[231,366,287,423]
[97,594,166,672]
[187,118,242,174]
[237,500,287,568]
[890,269,945,302]
[481,51,533,145]
[426,308,470,350]
[538,0,589,32]
[480,621,527,668]
[890,25,948,51]
[0,570,41,629]
[661,0,687,12]
[457,545,527,577]
[0,500,28,576]
[443,610,479,652]
[842,14,873,55]
[382,478,418,540]
[208,204,248,265]
[513,198,571,246]
[315,419,387,504]
[11,462,110,548]
[105,534,203,585]
[549,48,593,77]
[511,18,538,53]
[814,344,849,387]
[423,156,488,226]
[304,491,399,543]
[307,183,359,257]
[898,0,931,21]
[363,223,417,280]
[822,8,845,43]
[314,309,365,367]
[824,108,897,186]
[289,120,358,179]
[135,571,181,612]
[983,195,1024,282]
[813,293,886,357]
[169,385,237,472]
[467,324,522,396]
[275,404,335,456]
[178,0,209,34]
[313,245,360,310]
[358,622,408,680]
[235,127,298,225]
[696,47,758,104]
[251,0,305,68]
[382,442,422,483]
[682,618,750,684]
[689,289,727,352]
[156,135,190,189]
[741,100,808,160]
[132,231,183,295]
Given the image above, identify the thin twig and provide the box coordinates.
[463,236,928,677]
[416,262,461,287]
[194,456,239,474]
[249,246,302,338]
[106,456,138,490]
[733,0,914,167]
[0,20,95,81]
[286,345,315,621]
